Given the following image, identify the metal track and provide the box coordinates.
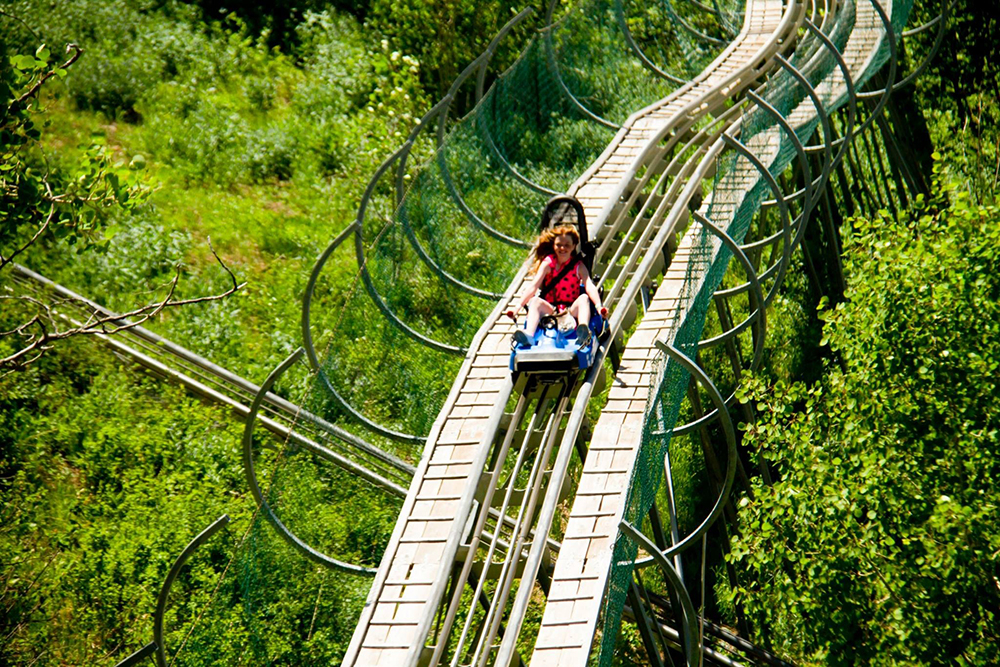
[342,0,810,663]
[4,0,931,658]
[7,263,414,497]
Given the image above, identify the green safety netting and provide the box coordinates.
[595,0,915,663]
[303,0,740,459]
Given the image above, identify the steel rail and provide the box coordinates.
[605,3,909,664]
[443,390,546,667]
[470,390,573,667]
[346,1,808,655]
[8,264,413,489]
[500,135,732,665]
[528,0,916,663]
[584,0,807,255]
[502,2,810,659]
[595,102,748,290]
[342,0,920,661]
[403,29,782,652]
[591,0,810,293]
[652,0,868,436]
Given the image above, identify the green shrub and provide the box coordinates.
[246,123,297,181]
[728,181,1000,665]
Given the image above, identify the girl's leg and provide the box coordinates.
[568,294,591,328]
[568,295,592,344]
[525,296,555,337]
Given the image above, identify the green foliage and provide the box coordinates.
[0,342,246,663]
[0,337,394,665]
[366,0,526,100]
[1,44,149,259]
[4,0,209,119]
[727,181,1000,665]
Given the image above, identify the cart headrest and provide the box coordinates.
[540,195,588,245]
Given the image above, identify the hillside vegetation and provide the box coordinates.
[1,0,997,665]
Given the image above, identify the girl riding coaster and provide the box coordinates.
[506,196,608,371]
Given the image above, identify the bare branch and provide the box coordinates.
[0,240,245,372]
[0,8,41,44]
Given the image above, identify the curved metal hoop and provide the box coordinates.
[306,8,550,366]
[472,12,561,199]
[369,20,531,300]
[242,348,379,575]
[774,53,835,205]
[650,342,737,560]
[745,88,818,244]
[812,0,898,151]
[801,16,858,173]
[719,132,792,307]
[664,223,765,435]
[878,0,951,95]
[474,109,560,198]
[845,0,950,120]
[620,520,702,667]
[153,514,231,667]
[751,16,863,270]
[613,0,692,84]
[741,83,824,270]
[385,102,508,300]
[434,7,538,250]
[301,225,428,444]
[312,133,469,356]
[351,232,466,356]
[543,0,621,129]
[692,213,766,371]
[659,0,727,45]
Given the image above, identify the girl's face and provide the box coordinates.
[553,234,576,262]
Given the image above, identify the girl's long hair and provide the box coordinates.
[530,225,580,274]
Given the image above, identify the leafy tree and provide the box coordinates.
[910,0,1000,202]
[727,177,1000,665]
[0,43,145,266]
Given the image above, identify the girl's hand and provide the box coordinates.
[600,307,608,319]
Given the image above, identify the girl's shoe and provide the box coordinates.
[512,330,532,348]
[575,324,591,347]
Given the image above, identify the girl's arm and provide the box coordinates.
[507,263,550,318]
[579,264,608,318]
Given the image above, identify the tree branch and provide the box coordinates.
[0,239,245,373]
[13,43,83,109]
[0,8,41,44]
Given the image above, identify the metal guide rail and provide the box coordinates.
[3,0,931,658]
[6,263,414,497]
